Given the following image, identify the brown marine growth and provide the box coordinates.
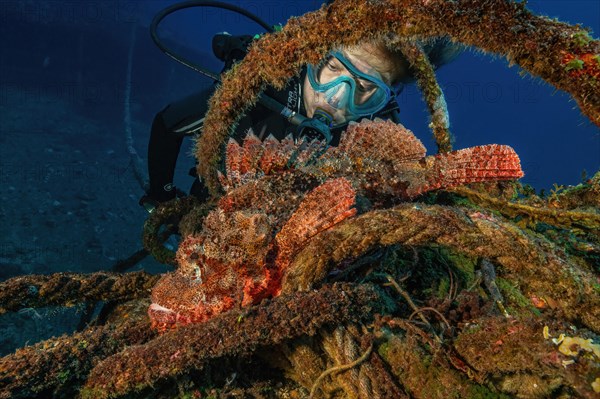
[0,271,159,314]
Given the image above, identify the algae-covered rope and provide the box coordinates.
[450,186,600,231]
[0,271,159,314]
[311,323,406,398]
[309,341,373,398]
[0,317,155,399]
[142,196,204,265]
[394,38,453,154]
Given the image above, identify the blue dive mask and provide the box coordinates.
[307,51,393,122]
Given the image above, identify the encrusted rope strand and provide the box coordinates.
[309,341,373,399]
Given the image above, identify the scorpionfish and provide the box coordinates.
[149,119,523,331]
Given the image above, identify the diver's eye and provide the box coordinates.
[326,60,339,72]
[356,80,375,93]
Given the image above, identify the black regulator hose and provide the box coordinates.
[150,0,274,81]
[150,1,331,141]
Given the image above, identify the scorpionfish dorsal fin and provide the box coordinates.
[405,144,525,198]
[224,132,328,190]
[337,118,426,163]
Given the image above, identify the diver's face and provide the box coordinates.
[303,44,396,125]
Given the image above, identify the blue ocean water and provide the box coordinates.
[0,0,598,354]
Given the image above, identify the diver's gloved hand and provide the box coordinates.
[139,186,186,213]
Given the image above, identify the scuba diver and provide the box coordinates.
[139,1,461,212]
